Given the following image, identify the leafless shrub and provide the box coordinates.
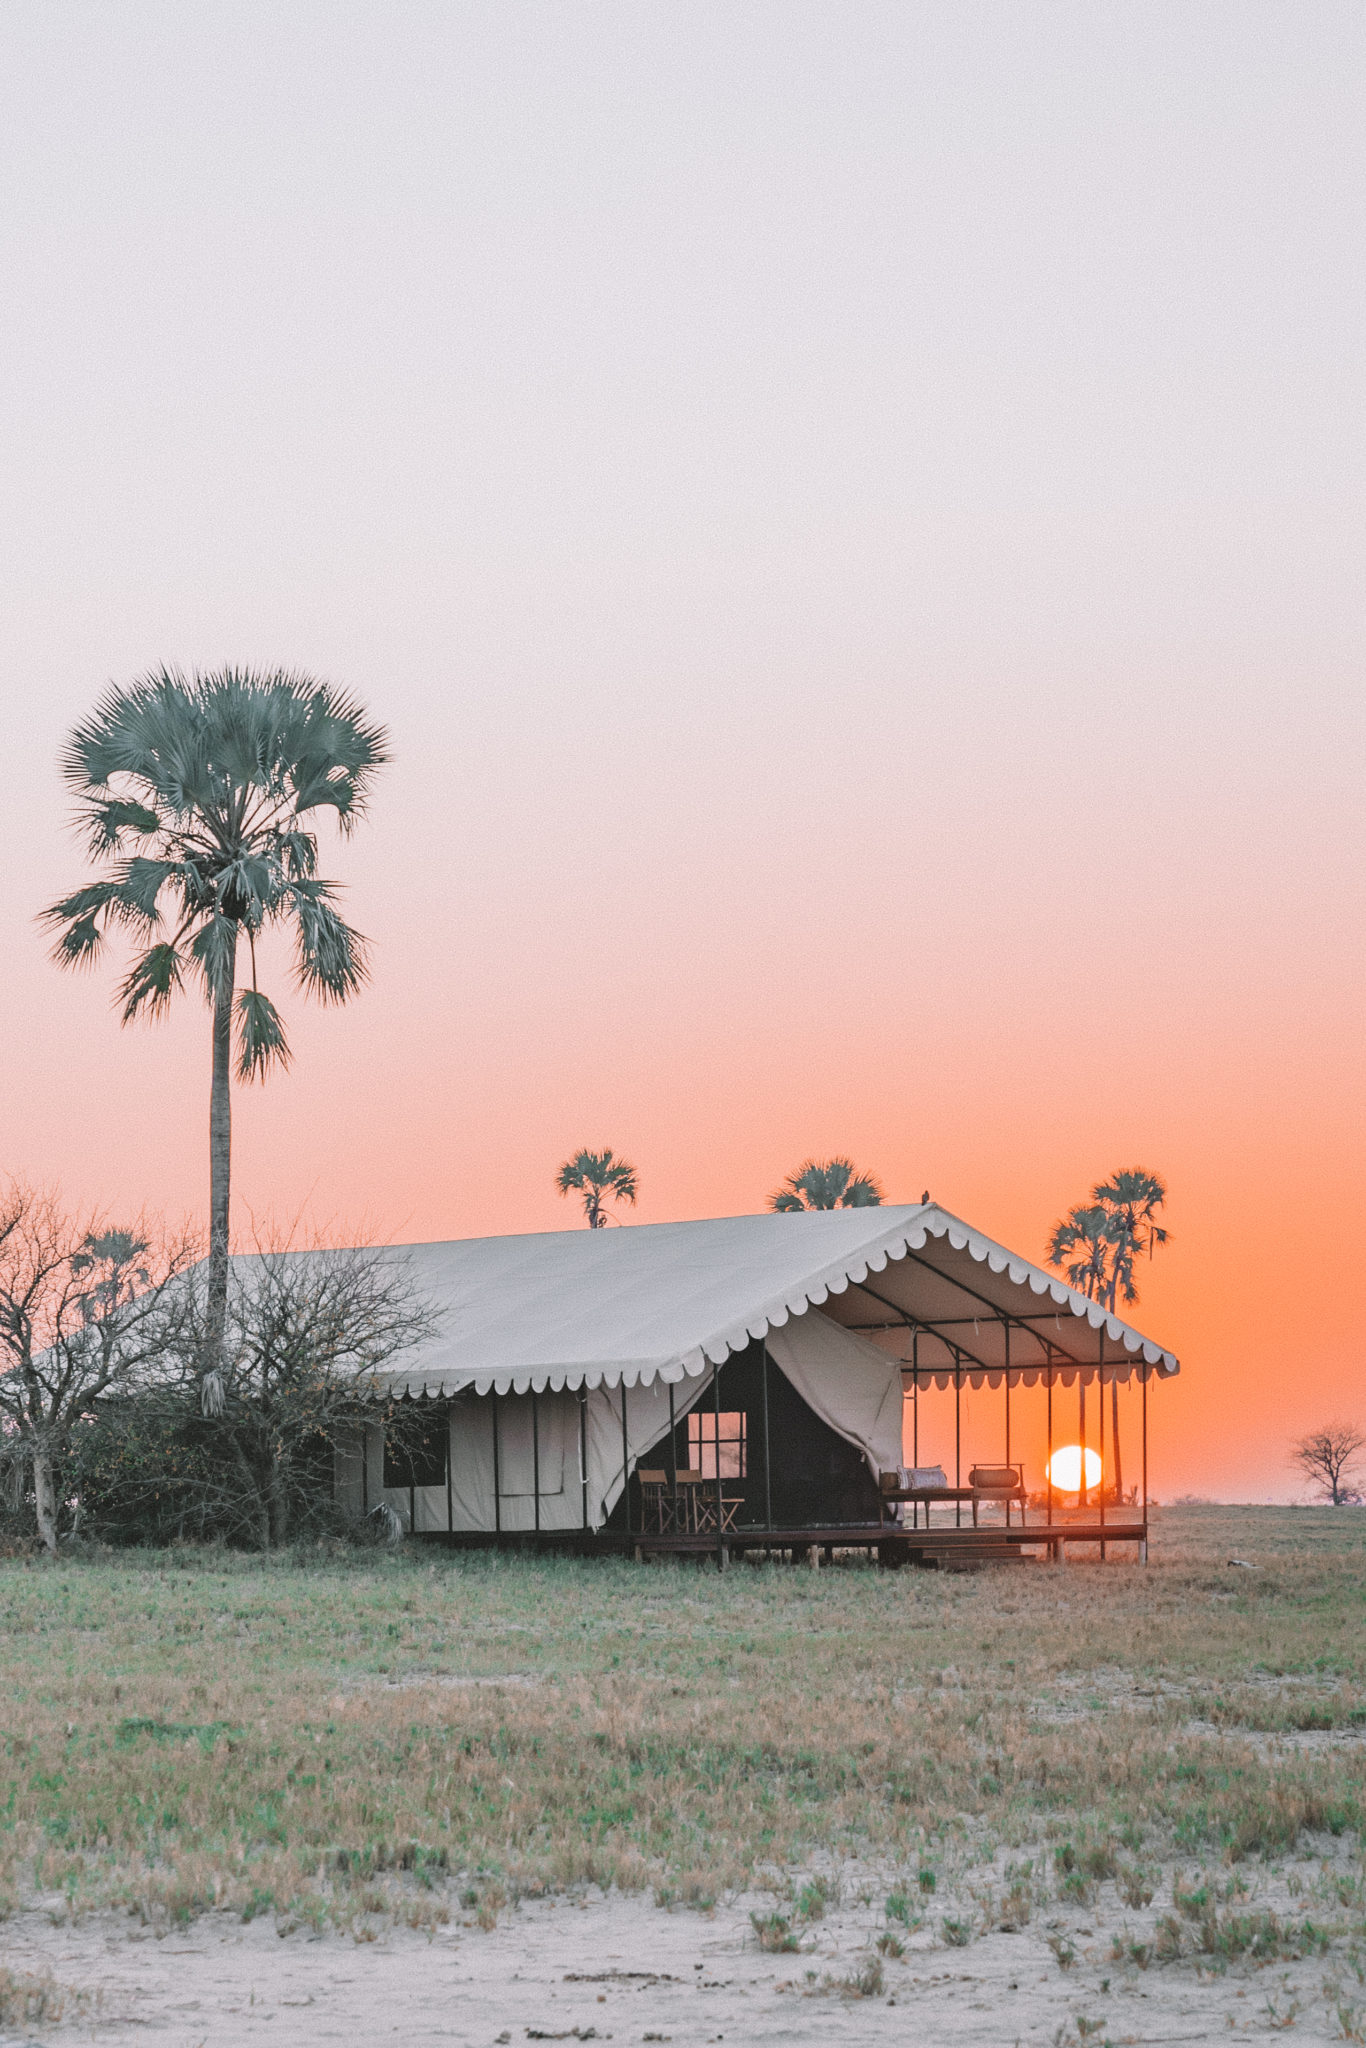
[0,1180,196,1551]
[79,1240,437,1550]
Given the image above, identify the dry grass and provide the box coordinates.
[0,1506,1363,1936]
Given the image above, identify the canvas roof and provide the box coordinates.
[370,1203,1179,1399]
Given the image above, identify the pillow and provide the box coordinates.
[909,1465,948,1489]
[970,1465,1020,1489]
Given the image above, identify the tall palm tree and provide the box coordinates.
[556,1149,638,1228]
[42,667,388,1406]
[769,1157,884,1211]
[1045,1202,1115,1511]
[1091,1169,1169,1501]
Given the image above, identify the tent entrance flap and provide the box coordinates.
[762,1310,904,1482]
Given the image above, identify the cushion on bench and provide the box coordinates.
[880,1466,950,1492]
[969,1465,1022,1490]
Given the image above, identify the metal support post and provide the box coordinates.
[621,1378,631,1538]
[1097,1325,1107,1558]
[912,1334,919,1530]
[492,1392,502,1538]
[1142,1368,1149,1563]
[1003,1320,1012,1528]
[1056,1351,1064,1556]
[713,1359,724,1571]
[954,1349,962,1528]
[760,1340,773,1530]
[532,1386,541,1536]
[579,1385,589,1531]
[668,1379,678,1529]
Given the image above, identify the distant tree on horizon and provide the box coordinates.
[556,1149,639,1228]
[41,667,388,1410]
[1292,1422,1365,1507]
[769,1158,884,1212]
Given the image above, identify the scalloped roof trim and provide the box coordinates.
[376,1204,1178,1400]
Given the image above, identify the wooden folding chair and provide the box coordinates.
[637,1469,671,1533]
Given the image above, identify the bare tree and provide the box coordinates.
[0,1182,196,1551]
[1292,1422,1365,1507]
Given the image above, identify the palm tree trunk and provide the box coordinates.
[1105,1243,1125,1504]
[206,940,236,1387]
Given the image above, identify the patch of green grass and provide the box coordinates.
[0,1507,1360,1931]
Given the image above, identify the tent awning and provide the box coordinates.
[356,1204,1179,1400]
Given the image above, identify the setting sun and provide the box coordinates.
[1046,1445,1102,1493]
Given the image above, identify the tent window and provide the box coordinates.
[384,1423,448,1490]
[688,1410,747,1480]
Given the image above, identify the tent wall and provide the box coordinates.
[359,1371,716,1535]
[346,1305,905,1537]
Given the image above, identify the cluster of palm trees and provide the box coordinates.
[1046,1170,1170,1499]
[553,1149,893,1226]
[1046,1172,1169,1315]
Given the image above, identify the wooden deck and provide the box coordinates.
[413,1516,1148,1566]
[632,1516,1148,1567]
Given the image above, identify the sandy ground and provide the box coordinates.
[3,1871,1360,2048]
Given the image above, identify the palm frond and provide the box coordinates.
[48,913,103,969]
[276,829,319,880]
[291,890,368,1002]
[41,878,130,926]
[118,942,185,1021]
[77,796,164,853]
[116,857,176,925]
[189,917,238,1002]
[236,988,291,1082]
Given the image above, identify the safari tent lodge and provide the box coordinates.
[337,1203,1179,1566]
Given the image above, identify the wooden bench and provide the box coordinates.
[880,1464,1027,1528]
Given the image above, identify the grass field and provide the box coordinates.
[1,1505,1364,1959]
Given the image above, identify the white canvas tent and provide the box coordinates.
[339,1203,1179,1537]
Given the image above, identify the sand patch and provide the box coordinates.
[5,1862,1362,2047]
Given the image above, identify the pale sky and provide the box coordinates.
[1,3,1363,1499]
